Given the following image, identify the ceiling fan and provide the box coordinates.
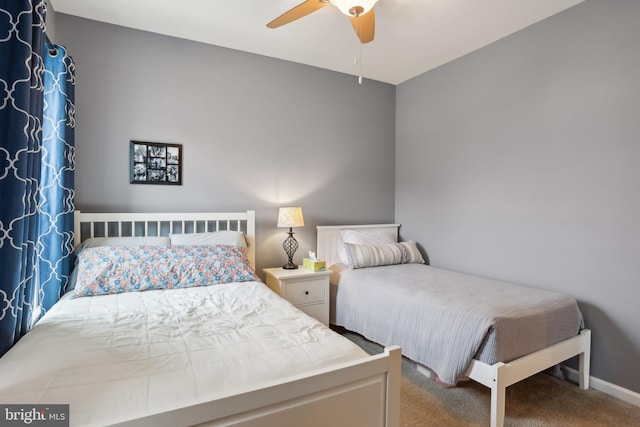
[267,0,379,44]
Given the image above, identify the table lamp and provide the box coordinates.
[277,207,304,269]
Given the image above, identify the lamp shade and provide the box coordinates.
[330,0,378,16]
[277,207,304,228]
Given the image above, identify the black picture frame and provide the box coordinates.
[130,141,182,185]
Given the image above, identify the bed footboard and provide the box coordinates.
[108,346,401,427]
[465,329,591,427]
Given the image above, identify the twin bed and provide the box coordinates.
[0,211,401,427]
[317,223,591,427]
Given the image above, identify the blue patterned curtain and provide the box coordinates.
[0,0,75,357]
[39,44,75,312]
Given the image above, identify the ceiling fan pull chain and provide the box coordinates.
[356,15,363,84]
[359,40,363,84]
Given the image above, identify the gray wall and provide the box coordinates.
[55,14,396,276]
[396,0,640,392]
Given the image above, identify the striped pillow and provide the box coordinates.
[344,242,404,269]
[397,241,426,264]
[343,241,426,269]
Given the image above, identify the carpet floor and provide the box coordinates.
[340,329,640,427]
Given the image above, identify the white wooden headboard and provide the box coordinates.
[74,210,256,268]
[316,224,400,266]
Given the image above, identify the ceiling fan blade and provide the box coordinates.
[267,0,329,29]
[350,8,375,44]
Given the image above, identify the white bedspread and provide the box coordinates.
[330,263,583,385]
[0,282,368,426]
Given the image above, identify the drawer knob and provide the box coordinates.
[305,291,310,295]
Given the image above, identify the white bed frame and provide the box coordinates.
[72,211,401,427]
[317,224,591,427]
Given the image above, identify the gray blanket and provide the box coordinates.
[330,263,583,385]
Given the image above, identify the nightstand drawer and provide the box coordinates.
[286,279,326,305]
[298,303,326,325]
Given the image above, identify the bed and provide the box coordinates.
[0,211,401,427]
[317,223,591,427]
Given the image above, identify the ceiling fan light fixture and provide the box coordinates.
[329,0,378,17]
[266,0,377,44]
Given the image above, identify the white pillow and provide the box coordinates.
[169,231,247,248]
[341,229,397,245]
[339,229,397,264]
[79,236,171,249]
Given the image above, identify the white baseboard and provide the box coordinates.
[565,367,640,408]
[417,361,640,408]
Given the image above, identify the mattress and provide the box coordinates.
[0,282,368,426]
[330,263,584,385]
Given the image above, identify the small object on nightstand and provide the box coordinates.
[303,250,326,271]
[303,258,326,272]
[263,267,331,326]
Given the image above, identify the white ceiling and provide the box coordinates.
[50,0,584,85]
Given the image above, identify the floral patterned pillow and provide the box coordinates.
[72,245,259,298]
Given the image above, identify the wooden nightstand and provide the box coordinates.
[263,267,331,326]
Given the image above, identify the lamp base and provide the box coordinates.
[282,228,299,270]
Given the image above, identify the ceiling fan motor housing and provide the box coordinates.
[349,6,364,16]
[330,0,378,17]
